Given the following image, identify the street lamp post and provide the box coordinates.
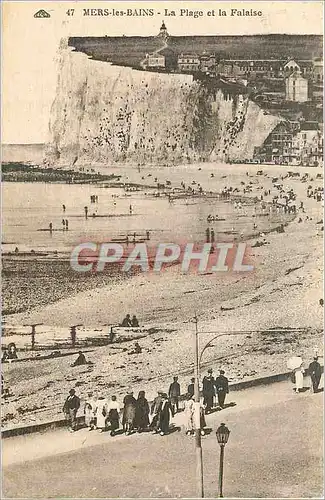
[194,315,204,498]
[193,319,248,498]
[216,423,230,498]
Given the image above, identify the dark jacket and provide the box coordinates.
[309,361,322,378]
[214,375,229,393]
[169,381,180,397]
[135,397,150,428]
[187,383,194,398]
[202,375,215,394]
[63,394,80,413]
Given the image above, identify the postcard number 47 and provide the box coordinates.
[66,9,75,16]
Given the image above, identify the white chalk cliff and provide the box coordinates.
[46,42,280,167]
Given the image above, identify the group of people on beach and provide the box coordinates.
[120,314,139,327]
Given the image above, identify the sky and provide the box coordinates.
[2,1,324,144]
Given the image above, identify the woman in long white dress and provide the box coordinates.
[294,366,305,393]
[184,396,195,435]
[84,392,96,430]
[95,396,108,431]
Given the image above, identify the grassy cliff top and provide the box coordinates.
[68,34,323,68]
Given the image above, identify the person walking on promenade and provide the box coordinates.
[158,393,174,436]
[184,394,195,435]
[122,390,137,435]
[135,391,150,432]
[150,391,163,433]
[294,365,305,393]
[168,376,181,414]
[198,403,207,436]
[84,392,96,431]
[202,368,215,414]
[187,378,195,398]
[214,370,229,409]
[107,395,120,436]
[95,396,108,432]
[63,389,80,432]
[308,357,322,393]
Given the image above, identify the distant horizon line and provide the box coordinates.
[69,33,323,37]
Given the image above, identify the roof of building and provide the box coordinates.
[178,53,199,59]
[300,121,319,131]
[284,59,300,67]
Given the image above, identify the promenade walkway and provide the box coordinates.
[3,378,323,498]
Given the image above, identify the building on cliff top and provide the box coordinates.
[144,53,165,68]
[285,70,309,102]
[178,53,200,72]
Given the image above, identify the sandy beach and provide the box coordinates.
[2,163,323,428]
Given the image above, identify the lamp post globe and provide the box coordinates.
[216,423,230,446]
[216,423,230,498]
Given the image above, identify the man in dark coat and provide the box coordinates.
[168,376,181,413]
[187,377,195,398]
[308,357,322,393]
[214,370,229,408]
[63,389,80,431]
[202,369,215,414]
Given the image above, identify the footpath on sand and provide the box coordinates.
[3,375,323,468]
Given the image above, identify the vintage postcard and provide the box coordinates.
[1,1,324,498]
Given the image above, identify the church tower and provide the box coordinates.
[158,21,169,39]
